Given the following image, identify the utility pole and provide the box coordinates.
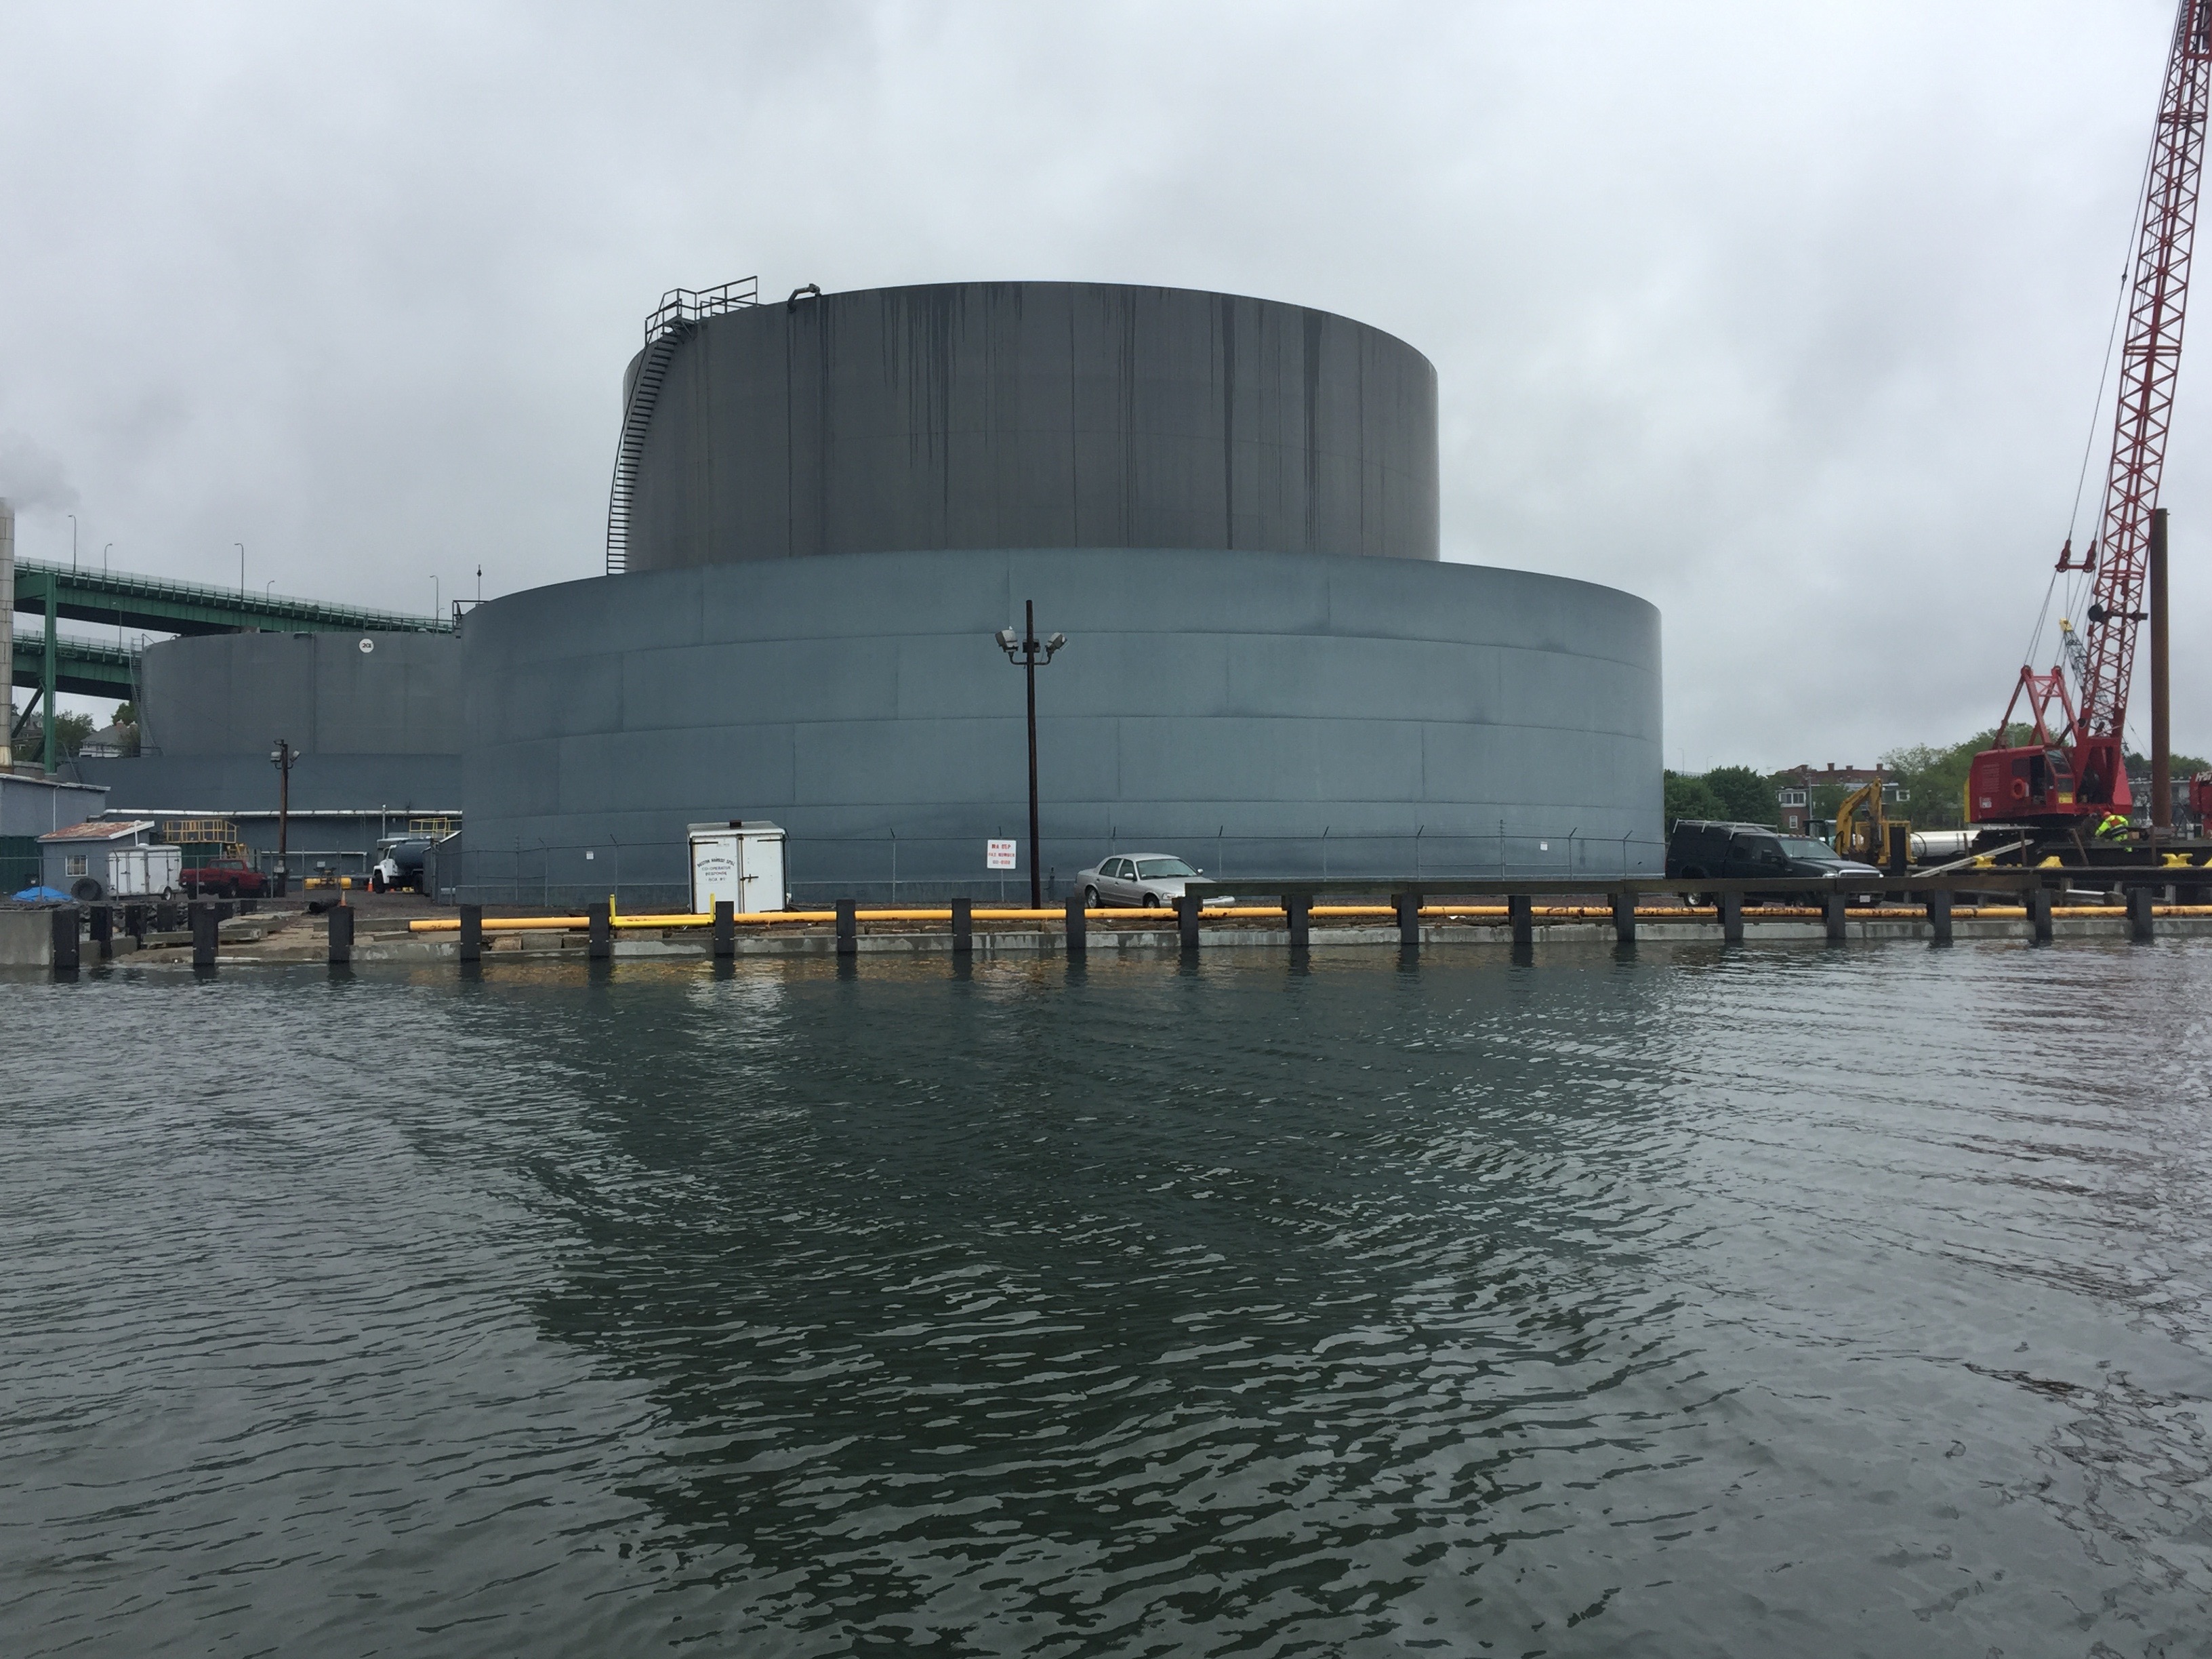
[996,600,1065,908]
[270,738,296,896]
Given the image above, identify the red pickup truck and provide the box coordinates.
[182,859,268,899]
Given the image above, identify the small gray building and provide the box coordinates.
[2,772,108,895]
[39,814,165,902]
[39,819,159,903]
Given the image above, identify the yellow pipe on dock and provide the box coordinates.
[409,900,2212,935]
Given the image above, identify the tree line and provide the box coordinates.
[1667,729,2212,832]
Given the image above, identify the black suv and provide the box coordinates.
[1666,820,1883,899]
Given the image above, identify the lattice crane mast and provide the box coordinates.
[1971,0,2212,827]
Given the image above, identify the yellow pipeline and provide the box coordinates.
[409,901,2212,935]
[413,906,1245,933]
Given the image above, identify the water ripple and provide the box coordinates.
[3,941,2211,1655]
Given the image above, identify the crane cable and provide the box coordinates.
[2026,260,2127,674]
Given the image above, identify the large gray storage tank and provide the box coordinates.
[455,279,1661,905]
[624,282,1439,570]
[459,548,1663,906]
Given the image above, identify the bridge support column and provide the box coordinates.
[42,575,58,777]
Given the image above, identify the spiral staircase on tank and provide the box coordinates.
[604,276,759,575]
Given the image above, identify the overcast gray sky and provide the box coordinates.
[2,1,2203,767]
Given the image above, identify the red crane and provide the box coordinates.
[1970,0,2212,829]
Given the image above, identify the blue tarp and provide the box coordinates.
[12,886,69,903]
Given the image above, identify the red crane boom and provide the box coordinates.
[1971,0,2212,826]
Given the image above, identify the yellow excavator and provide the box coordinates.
[1832,781,1908,865]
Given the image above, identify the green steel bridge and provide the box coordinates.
[9,557,453,775]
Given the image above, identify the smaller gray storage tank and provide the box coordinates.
[136,630,459,758]
[76,630,464,815]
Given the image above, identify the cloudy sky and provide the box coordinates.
[1,1,2203,766]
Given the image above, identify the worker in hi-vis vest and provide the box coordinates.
[2095,811,2132,840]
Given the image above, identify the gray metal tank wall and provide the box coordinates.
[70,630,463,813]
[458,548,1662,907]
[71,752,462,815]
[136,630,460,756]
[628,283,1439,570]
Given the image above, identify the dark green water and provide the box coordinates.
[4,941,2211,1657]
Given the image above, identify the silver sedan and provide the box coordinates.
[1074,853,1202,909]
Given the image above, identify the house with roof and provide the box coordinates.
[39,819,163,903]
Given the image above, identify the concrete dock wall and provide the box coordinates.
[0,908,53,966]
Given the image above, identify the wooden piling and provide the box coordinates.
[714,899,735,958]
[2129,887,2156,941]
[327,903,353,964]
[951,897,972,956]
[1927,888,1953,945]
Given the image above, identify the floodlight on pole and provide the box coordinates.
[996,600,1065,908]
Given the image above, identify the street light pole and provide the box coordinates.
[996,599,1066,909]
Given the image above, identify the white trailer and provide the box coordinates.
[106,843,182,899]
[687,821,787,914]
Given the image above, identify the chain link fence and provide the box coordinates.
[453,828,1666,909]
